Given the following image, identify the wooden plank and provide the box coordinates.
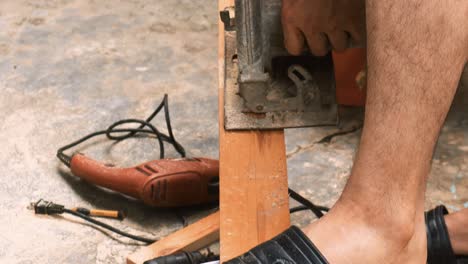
[218,0,291,262]
[126,211,220,264]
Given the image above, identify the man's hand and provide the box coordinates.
[281,0,366,56]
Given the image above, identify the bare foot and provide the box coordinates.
[445,208,468,255]
[302,200,427,264]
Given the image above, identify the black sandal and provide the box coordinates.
[224,226,329,264]
[426,205,468,264]
[225,205,468,264]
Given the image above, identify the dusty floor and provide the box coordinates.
[0,1,466,263]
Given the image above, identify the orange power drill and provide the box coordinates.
[67,154,219,207]
[57,95,219,207]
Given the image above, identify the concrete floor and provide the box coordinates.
[0,1,466,263]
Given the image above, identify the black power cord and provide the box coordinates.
[288,188,329,218]
[52,95,189,244]
[289,205,329,214]
[29,199,156,244]
[57,94,185,167]
[64,209,155,244]
[143,250,219,264]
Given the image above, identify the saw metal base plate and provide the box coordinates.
[223,30,338,131]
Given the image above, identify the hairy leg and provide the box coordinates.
[303,1,467,263]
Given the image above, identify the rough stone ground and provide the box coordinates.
[0,1,466,263]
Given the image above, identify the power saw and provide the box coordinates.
[220,0,366,130]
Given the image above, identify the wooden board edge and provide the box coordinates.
[127,211,220,264]
[218,0,291,262]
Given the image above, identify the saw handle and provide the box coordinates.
[69,154,219,207]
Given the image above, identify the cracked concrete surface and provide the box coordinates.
[0,1,466,263]
[0,1,219,263]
